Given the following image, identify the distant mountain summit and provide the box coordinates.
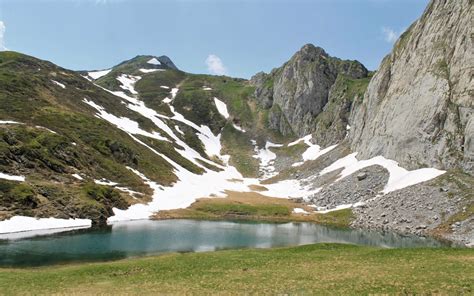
[251,43,369,146]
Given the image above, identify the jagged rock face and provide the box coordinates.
[350,0,473,173]
[251,44,368,137]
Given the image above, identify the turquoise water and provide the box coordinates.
[0,219,447,267]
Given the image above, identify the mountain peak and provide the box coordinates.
[114,55,178,71]
[156,55,178,70]
[299,43,328,57]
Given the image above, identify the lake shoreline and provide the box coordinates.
[1,243,472,295]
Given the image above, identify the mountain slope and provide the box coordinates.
[0,0,471,246]
[0,51,289,228]
[0,52,220,225]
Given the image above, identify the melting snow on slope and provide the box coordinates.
[175,125,184,135]
[232,124,245,132]
[214,98,229,119]
[213,98,245,132]
[290,135,337,167]
[94,75,224,169]
[252,140,283,179]
[169,105,223,158]
[85,73,320,221]
[0,216,91,235]
[320,152,446,194]
[315,201,366,214]
[35,126,58,134]
[115,186,143,197]
[51,80,66,89]
[139,68,163,73]
[72,173,83,180]
[0,120,22,124]
[0,172,25,182]
[88,69,111,80]
[83,99,169,142]
[293,208,309,214]
[94,179,119,186]
[170,88,179,99]
[147,58,161,65]
[109,164,321,221]
[117,74,141,95]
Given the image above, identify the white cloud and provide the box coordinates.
[0,21,7,51]
[382,26,399,44]
[205,54,227,75]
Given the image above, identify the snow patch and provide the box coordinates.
[175,125,184,135]
[260,179,321,199]
[214,97,229,119]
[0,216,91,235]
[170,88,179,99]
[94,179,118,186]
[160,86,170,89]
[147,58,161,65]
[288,135,337,166]
[288,135,311,147]
[115,186,143,197]
[315,202,366,214]
[88,69,111,80]
[253,141,283,179]
[72,173,83,180]
[232,123,245,132]
[0,172,25,182]
[320,153,446,194]
[51,80,66,89]
[83,99,169,142]
[139,68,163,73]
[0,120,21,125]
[117,74,141,95]
[303,144,337,162]
[35,126,57,134]
[293,208,309,214]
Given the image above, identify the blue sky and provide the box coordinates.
[0,0,429,78]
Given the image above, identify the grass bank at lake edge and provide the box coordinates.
[0,243,472,295]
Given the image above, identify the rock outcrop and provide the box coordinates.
[251,44,368,138]
[349,0,473,173]
[157,55,178,70]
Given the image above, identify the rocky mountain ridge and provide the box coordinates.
[251,44,369,142]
